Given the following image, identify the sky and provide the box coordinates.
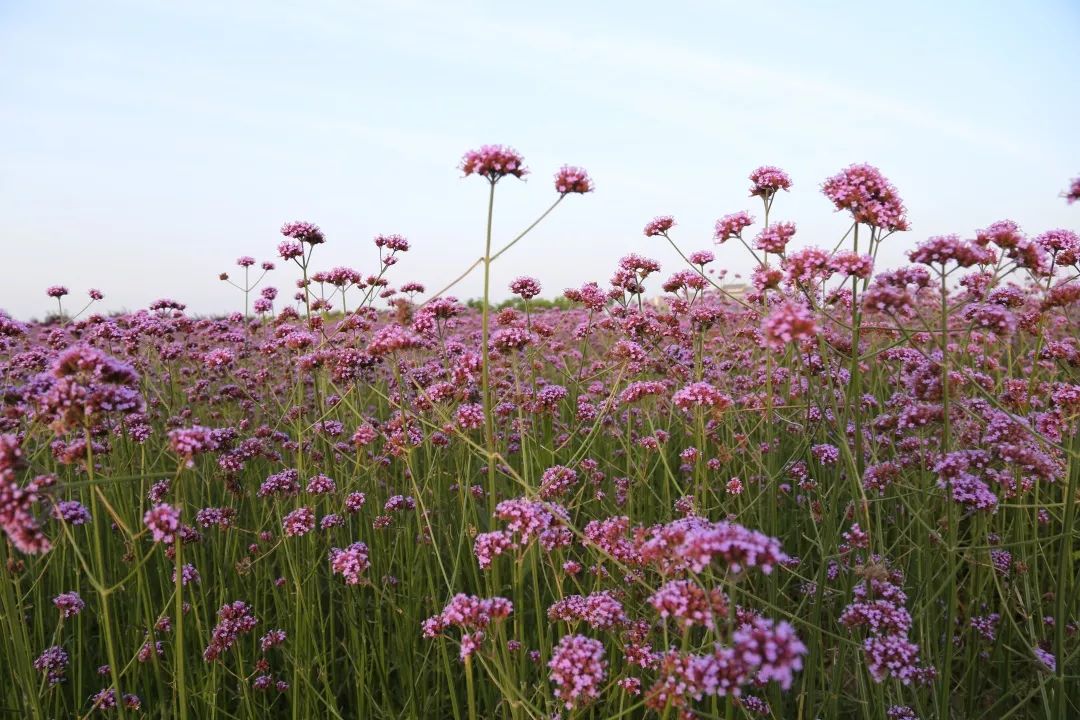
[1,0,1078,320]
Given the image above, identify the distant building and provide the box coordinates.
[721,283,748,299]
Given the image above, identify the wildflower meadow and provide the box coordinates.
[2,149,1079,720]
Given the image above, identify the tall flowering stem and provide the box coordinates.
[481,180,498,503]
[461,149,591,504]
[1057,428,1079,716]
[460,145,530,506]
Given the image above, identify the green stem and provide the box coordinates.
[481,181,497,512]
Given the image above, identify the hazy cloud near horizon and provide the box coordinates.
[1,0,1077,320]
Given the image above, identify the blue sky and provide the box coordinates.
[1,0,1077,319]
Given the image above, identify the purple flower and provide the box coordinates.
[280,221,325,245]
[644,216,676,237]
[34,645,69,685]
[54,591,85,617]
[329,542,370,585]
[549,634,607,709]
[548,591,627,630]
[509,276,542,299]
[554,165,594,194]
[306,474,336,495]
[754,222,797,254]
[1063,176,1080,204]
[1033,646,1056,672]
[762,301,818,351]
[672,382,732,411]
[277,240,304,261]
[649,579,728,629]
[282,507,315,537]
[473,531,514,570]
[822,164,909,231]
[203,600,258,662]
[36,345,143,434]
[460,145,528,182]
[749,165,792,198]
[539,465,579,500]
[53,500,92,525]
[374,234,410,252]
[733,617,807,690]
[143,503,180,544]
[811,443,840,465]
[714,211,754,243]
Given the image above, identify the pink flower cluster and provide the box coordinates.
[641,517,788,575]
[649,579,728,629]
[422,594,512,661]
[762,301,818,351]
[280,221,325,245]
[460,145,528,182]
[714,211,755,243]
[554,165,594,194]
[754,221,797,254]
[329,542,371,585]
[642,617,806,712]
[644,215,676,237]
[203,600,259,662]
[143,503,180,544]
[749,166,793,198]
[547,591,628,630]
[840,569,935,685]
[822,163,909,231]
[0,435,56,554]
[549,634,607,709]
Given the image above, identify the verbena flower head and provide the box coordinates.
[374,234,410,252]
[1,435,56,554]
[33,645,69,685]
[749,166,792,198]
[1063,176,1080,204]
[280,221,325,245]
[282,507,315,537]
[547,591,627,630]
[908,235,995,268]
[549,634,607,709]
[1034,228,1080,265]
[143,503,180,543]
[203,600,258,662]
[53,591,85,617]
[976,219,1024,249]
[554,165,594,194]
[714,211,755,243]
[46,285,69,298]
[734,617,808,690]
[650,579,728,629]
[509,276,542,299]
[762,301,818,351]
[277,241,303,261]
[329,542,370,585]
[822,164,909,231]
[460,145,527,182]
[37,345,143,434]
[754,222,797,254]
[644,216,676,237]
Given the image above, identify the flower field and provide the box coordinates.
[1,150,1079,719]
